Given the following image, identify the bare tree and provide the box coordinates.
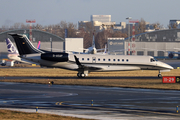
[136,18,146,34]
[152,22,163,30]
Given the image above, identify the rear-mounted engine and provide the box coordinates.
[41,52,68,62]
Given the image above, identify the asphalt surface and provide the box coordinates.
[0,59,180,119]
[0,82,180,120]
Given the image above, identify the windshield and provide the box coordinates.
[150,58,158,62]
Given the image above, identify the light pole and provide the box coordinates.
[126,17,132,55]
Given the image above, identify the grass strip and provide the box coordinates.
[0,109,92,120]
[0,68,180,90]
[1,78,180,90]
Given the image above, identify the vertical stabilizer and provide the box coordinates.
[92,33,95,48]
[6,38,19,54]
[37,41,41,49]
[8,33,44,55]
[103,44,107,54]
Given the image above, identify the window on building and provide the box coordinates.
[148,51,154,56]
[137,51,144,55]
[158,51,164,57]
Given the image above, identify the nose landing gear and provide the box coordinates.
[158,71,162,78]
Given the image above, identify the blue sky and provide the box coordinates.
[1,0,180,28]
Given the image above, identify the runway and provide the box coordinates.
[0,82,180,120]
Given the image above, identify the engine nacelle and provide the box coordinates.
[41,52,68,62]
[168,52,174,58]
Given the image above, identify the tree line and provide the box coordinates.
[0,19,168,49]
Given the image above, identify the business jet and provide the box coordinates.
[8,33,173,78]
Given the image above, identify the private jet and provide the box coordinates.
[8,33,173,78]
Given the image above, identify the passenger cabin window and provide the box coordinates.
[113,59,116,61]
[108,59,111,61]
[118,59,120,61]
[103,59,105,61]
[82,58,84,61]
[126,59,129,62]
[87,58,89,61]
[98,58,100,61]
[122,59,124,62]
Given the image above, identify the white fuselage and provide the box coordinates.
[20,53,173,72]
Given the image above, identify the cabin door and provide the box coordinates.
[92,57,96,63]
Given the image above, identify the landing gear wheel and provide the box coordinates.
[158,74,162,78]
[81,73,85,78]
[158,71,162,78]
[77,73,85,78]
[77,73,81,78]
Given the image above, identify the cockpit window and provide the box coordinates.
[150,58,158,62]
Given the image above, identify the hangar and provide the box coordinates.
[108,29,180,58]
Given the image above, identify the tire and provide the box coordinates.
[158,74,162,78]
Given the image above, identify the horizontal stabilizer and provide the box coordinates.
[8,33,44,55]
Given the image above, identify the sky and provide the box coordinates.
[1,0,180,28]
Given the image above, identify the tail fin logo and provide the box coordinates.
[37,41,41,49]
[6,38,19,54]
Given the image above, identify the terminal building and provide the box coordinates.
[108,29,180,58]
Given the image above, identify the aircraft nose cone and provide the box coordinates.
[158,61,173,70]
[164,63,174,70]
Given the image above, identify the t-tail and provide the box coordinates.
[6,38,19,55]
[8,33,44,55]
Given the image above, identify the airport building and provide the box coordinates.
[78,15,126,31]
[169,20,180,29]
[1,28,180,60]
[108,29,180,58]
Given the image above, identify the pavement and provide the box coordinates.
[0,82,180,120]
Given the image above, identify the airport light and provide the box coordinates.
[126,17,132,55]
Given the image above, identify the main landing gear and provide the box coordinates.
[77,70,89,78]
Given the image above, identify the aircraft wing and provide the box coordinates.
[73,55,103,71]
